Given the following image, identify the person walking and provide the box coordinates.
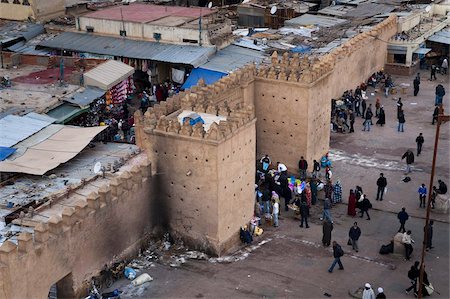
[413,73,420,96]
[406,261,420,294]
[402,230,415,260]
[359,194,372,220]
[299,198,310,228]
[362,283,375,299]
[415,133,424,156]
[333,180,342,203]
[322,219,333,247]
[376,173,387,201]
[432,106,439,125]
[321,197,333,222]
[397,207,409,233]
[298,156,308,180]
[398,109,405,132]
[418,183,427,208]
[349,109,355,133]
[397,98,403,118]
[361,98,367,119]
[435,84,445,106]
[430,65,437,81]
[441,57,448,74]
[313,160,321,178]
[348,189,357,217]
[376,106,385,126]
[348,222,361,252]
[376,287,386,299]
[310,178,318,205]
[363,108,373,131]
[401,149,415,174]
[424,220,434,251]
[272,198,279,227]
[328,241,344,272]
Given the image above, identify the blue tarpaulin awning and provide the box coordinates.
[0,147,16,161]
[291,45,312,53]
[181,68,226,90]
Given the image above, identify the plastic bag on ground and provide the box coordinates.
[132,273,153,286]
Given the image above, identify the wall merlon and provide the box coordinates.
[0,241,17,264]
[98,185,112,205]
[119,171,132,191]
[48,216,63,236]
[61,207,76,228]
[86,192,100,210]
[34,222,50,243]
[17,232,33,254]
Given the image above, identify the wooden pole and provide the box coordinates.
[417,105,448,298]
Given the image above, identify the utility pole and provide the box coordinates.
[199,8,203,47]
[417,105,450,298]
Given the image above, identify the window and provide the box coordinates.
[183,39,198,44]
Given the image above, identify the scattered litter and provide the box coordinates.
[124,267,136,280]
[132,273,153,286]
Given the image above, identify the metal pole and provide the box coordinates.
[1,43,3,69]
[417,105,446,298]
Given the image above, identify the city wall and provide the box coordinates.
[254,15,397,171]
[0,159,153,299]
[135,67,257,255]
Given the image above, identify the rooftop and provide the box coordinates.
[83,3,215,24]
[0,142,140,241]
[38,32,215,67]
[0,65,80,118]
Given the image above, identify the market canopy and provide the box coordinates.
[0,114,55,147]
[0,126,107,175]
[38,32,215,67]
[64,87,105,107]
[181,68,226,90]
[427,28,450,45]
[46,103,89,124]
[0,147,16,161]
[84,60,134,91]
[413,48,432,55]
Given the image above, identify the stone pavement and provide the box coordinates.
[330,71,449,223]
[106,72,449,298]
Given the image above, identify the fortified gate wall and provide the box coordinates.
[134,15,397,255]
[0,158,153,299]
[135,66,257,255]
[253,15,397,171]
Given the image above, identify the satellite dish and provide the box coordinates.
[270,6,277,15]
[425,5,431,12]
[94,162,102,174]
[207,2,213,8]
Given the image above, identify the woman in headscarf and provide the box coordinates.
[333,181,342,203]
[375,98,381,117]
[304,183,312,208]
[347,189,357,217]
[376,105,386,126]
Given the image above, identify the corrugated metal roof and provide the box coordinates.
[285,14,347,28]
[201,45,267,73]
[342,3,394,18]
[427,28,450,45]
[64,87,105,107]
[0,22,45,44]
[38,32,215,67]
[318,5,355,17]
[46,103,86,124]
[0,114,55,147]
[83,4,214,24]
[84,60,134,90]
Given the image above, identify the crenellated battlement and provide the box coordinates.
[0,158,152,266]
[136,64,257,143]
[256,15,397,85]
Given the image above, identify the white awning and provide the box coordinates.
[0,126,107,175]
[413,48,432,55]
[84,60,134,90]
